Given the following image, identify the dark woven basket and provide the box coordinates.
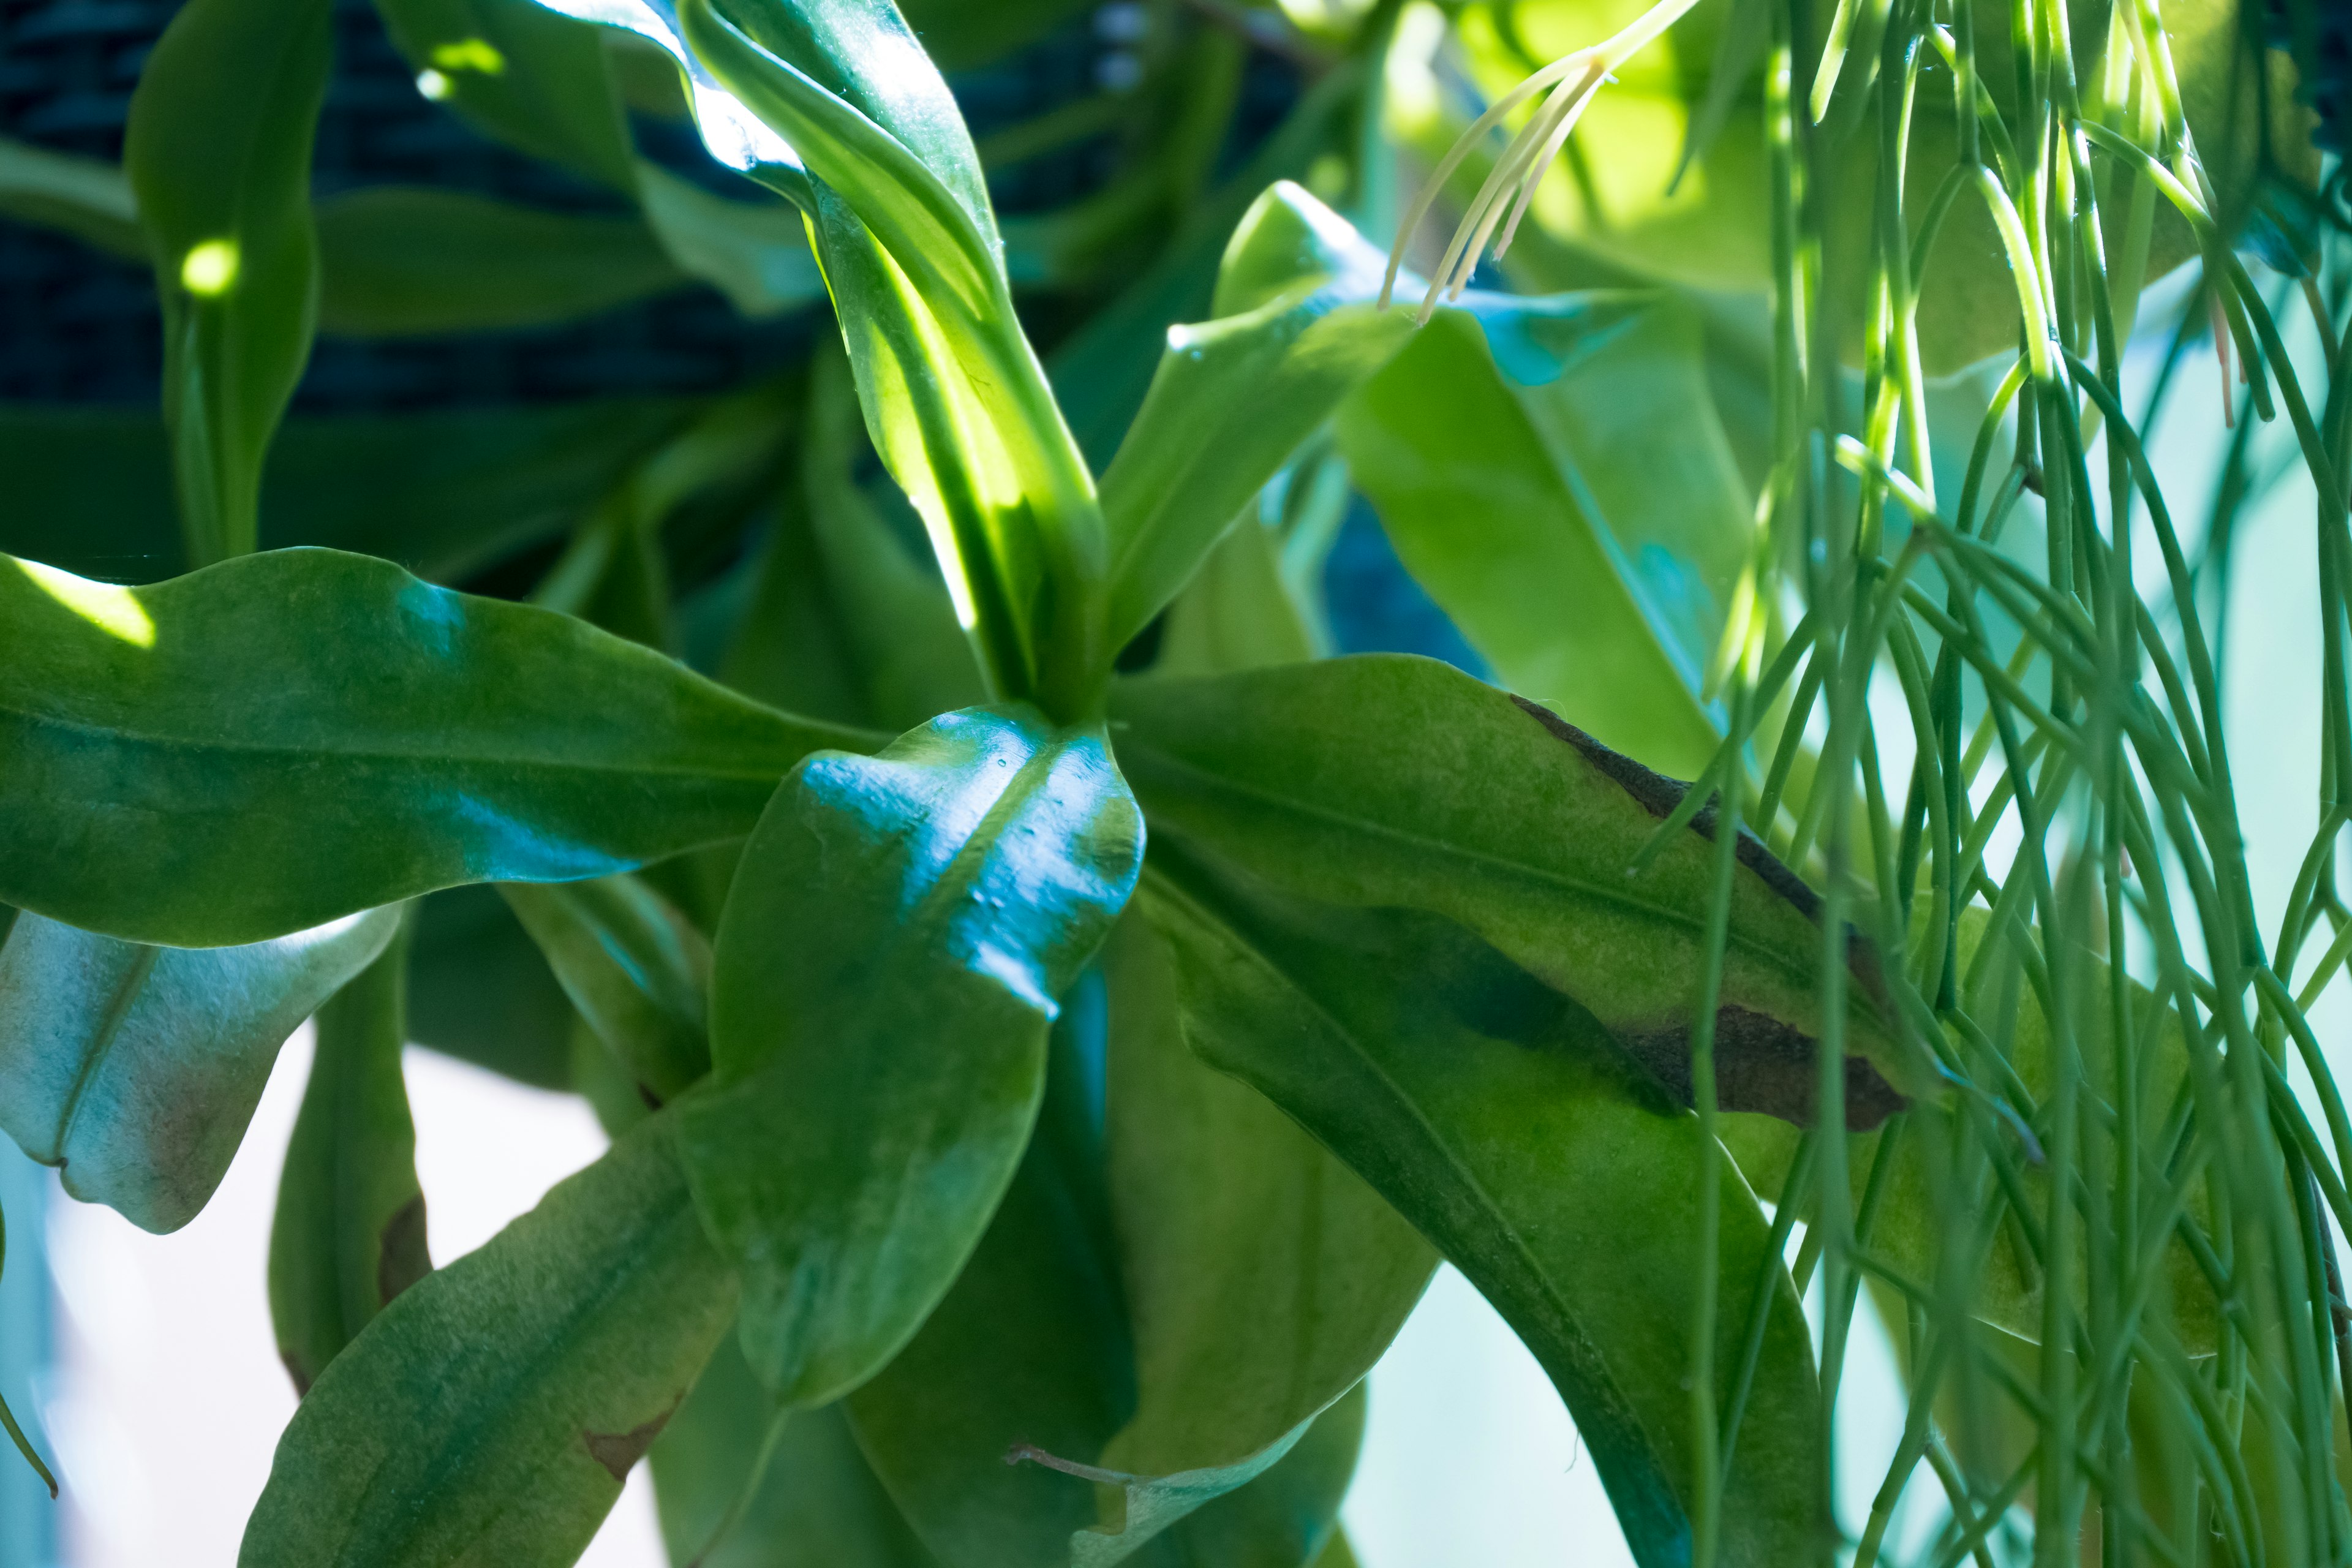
[0,0,1129,410]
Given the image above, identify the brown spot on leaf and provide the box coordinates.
[583,1405,676,1482]
[377,1194,433,1306]
[1616,1005,1907,1131]
[1510,695,1890,1010]
[1511,696,1698,821]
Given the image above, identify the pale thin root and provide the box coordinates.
[1382,0,1702,317]
[1417,73,1591,317]
[1376,51,1593,310]
[1442,85,1592,304]
[1495,61,1606,260]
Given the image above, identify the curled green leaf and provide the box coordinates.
[0,903,401,1234]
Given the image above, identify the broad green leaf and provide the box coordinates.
[314,188,685,336]
[124,0,331,564]
[848,958,1376,1568]
[679,704,1142,1404]
[0,549,870,948]
[0,904,401,1234]
[269,918,431,1395]
[0,135,141,258]
[1099,182,1411,652]
[409,885,576,1091]
[0,400,690,587]
[1101,182,1729,693]
[1142,861,1825,1566]
[241,1111,737,1567]
[650,1329,937,1568]
[371,0,638,188]
[1339,296,1752,778]
[1101,476,1415,1564]
[500,876,712,1102]
[1112,655,1920,1109]
[1077,916,1433,1564]
[845,1022,1134,1567]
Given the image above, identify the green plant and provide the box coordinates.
[2,0,2350,1561]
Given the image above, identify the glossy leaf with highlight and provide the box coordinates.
[679,704,1142,1405]
[0,548,869,947]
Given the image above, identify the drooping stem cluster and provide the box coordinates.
[1404,0,2352,1556]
